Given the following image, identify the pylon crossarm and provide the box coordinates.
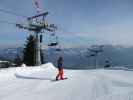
[27,12,48,20]
[16,23,39,32]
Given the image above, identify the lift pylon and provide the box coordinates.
[16,11,57,66]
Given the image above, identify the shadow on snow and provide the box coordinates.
[14,73,52,80]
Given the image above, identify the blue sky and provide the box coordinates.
[0,0,133,48]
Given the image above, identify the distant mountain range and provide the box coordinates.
[0,45,133,69]
[0,47,23,61]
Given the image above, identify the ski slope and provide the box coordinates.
[0,63,133,100]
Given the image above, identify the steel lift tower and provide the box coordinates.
[16,12,57,66]
[16,0,57,66]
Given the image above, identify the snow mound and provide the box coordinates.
[15,62,56,74]
[0,62,57,81]
[15,62,57,81]
[21,63,26,67]
[40,62,57,70]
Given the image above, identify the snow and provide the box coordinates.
[0,63,133,100]
[0,60,10,64]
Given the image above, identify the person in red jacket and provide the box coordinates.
[56,56,64,80]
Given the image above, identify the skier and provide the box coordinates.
[56,56,64,80]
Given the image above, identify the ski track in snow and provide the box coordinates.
[0,63,133,100]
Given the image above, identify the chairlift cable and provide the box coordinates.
[0,8,28,18]
[0,20,17,25]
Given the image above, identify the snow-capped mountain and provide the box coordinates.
[1,45,133,69]
[0,47,23,61]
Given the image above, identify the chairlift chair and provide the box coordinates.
[56,48,62,52]
[48,42,58,46]
[55,45,62,52]
[48,33,59,47]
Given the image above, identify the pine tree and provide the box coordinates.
[23,34,35,66]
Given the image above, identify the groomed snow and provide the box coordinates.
[0,63,133,100]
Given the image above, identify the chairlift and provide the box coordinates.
[48,33,58,46]
[56,48,62,52]
[90,54,96,57]
[55,45,62,52]
[47,32,63,53]
[48,42,58,46]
